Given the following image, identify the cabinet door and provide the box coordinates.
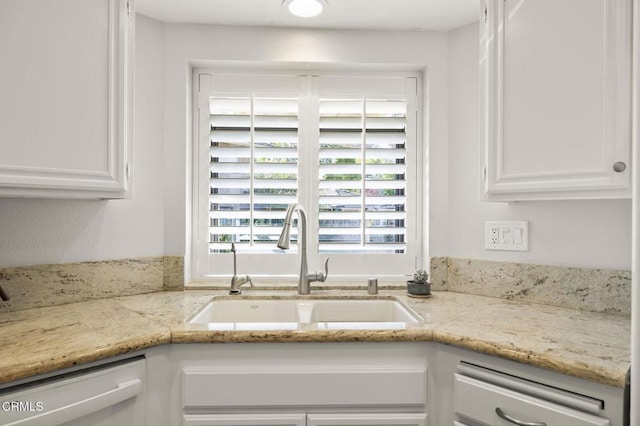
[481,0,632,200]
[0,0,134,199]
[183,414,307,426]
[307,413,427,426]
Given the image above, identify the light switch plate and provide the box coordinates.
[485,221,529,251]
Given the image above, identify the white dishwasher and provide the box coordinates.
[0,357,145,426]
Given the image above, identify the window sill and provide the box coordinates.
[186,276,408,290]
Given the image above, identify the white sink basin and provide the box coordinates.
[189,299,302,323]
[186,297,422,330]
[308,300,419,323]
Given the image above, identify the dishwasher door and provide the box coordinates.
[0,357,145,426]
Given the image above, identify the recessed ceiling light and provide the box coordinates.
[283,0,328,18]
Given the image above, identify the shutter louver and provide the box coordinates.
[209,97,298,253]
[318,98,407,254]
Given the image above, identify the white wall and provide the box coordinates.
[164,21,633,272]
[444,22,632,270]
[0,16,629,272]
[0,15,166,267]
[160,24,451,274]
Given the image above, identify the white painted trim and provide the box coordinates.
[191,69,424,279]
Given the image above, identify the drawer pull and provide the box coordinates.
[495,407,547,426]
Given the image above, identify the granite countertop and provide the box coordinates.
[0,289,630,388]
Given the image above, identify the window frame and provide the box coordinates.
[191,69,424,282]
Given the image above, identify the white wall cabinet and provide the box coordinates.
[0,0,134,199]
[480,0,632,200]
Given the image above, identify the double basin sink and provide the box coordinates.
[186,296,422,331]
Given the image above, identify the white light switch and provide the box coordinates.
[485,221,529,251]
[501,228,511,244]
[513,227,523,244]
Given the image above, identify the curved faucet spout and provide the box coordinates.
[277,204,304,250]
[277,204,328,295]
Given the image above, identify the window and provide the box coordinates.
[318,98,408,254]
[193,72,422,279]
[208,97,299,252]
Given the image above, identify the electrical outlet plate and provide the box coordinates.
[485,221,529,251]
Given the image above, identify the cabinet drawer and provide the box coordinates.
[455,374,610,426]
[183,366,426,408]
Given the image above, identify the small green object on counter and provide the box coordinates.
[407,269,431,296]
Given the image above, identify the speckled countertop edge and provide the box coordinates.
[0,289,630,388]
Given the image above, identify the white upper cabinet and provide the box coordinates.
[480,0,632,200]
[0,0,134,199]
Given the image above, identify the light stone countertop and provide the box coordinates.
[0,289,630,388]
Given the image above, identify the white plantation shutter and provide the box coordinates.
[195,72,421,279]
[318,98,408,254]
[209,97,299,253]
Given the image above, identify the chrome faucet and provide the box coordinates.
[277,204,329,295]
[229,243,253,295]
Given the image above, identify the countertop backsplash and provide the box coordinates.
[430,257,631,315]
[0,255,630,315]
[0,256,183,312]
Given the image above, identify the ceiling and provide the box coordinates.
[136,0,479,32]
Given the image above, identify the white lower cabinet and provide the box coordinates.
[170,343,429,426]
[183,413,427,426]
[143,343,624,426]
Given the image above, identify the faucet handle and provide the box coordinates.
[244,276,254,288]
[322,257,329,281]
[229,275,253,295]
[309,258,329,283]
